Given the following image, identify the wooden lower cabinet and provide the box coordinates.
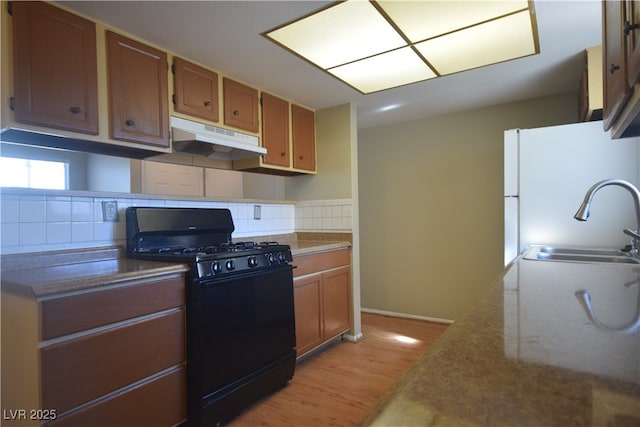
[1,275,187,427]
[293,249,351,357]
[46,366,186,427]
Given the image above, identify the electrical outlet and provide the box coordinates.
[102,201,119,222]
[253,205,262,220]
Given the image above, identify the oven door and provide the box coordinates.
[187,264,296,424]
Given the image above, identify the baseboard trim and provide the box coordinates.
[341,332,364,342]
[361,307,454,325]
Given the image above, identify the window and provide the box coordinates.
[0,157,68,190]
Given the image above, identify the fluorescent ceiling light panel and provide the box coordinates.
[376,0,529,42]
[415,10,537,75]
[264,0,539,94]
[266,0,405,69]
[328,47,437,93]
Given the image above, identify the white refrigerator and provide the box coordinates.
[504,120,640,266]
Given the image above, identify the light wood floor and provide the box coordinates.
[228,312,449,426]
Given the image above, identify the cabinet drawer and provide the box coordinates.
[41,309,185,413]
[293,248,350,278]
[41,277,185,340]
[46,365,186,427]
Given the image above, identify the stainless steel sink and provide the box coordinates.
[523,245,640,264]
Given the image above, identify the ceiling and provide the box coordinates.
[59,1,603,130]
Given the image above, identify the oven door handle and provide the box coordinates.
[197,264,294,286]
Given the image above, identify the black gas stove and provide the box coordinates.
[126,207,292,281]
[125,207,296,426]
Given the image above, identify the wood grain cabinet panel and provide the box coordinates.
[293,249,350,278]
[293,273,324,355]
[46,366,186,427]
[173,56,219,122]
[602,0,640,137]
[223,77,259,133]
[261,92,290,167]
[41,277,184,340]
[293,249,351,357]
[603,0,629,130]
[11,1,98,134]
[106,30,169,147]
[322,266,351,339]
[41,309,185,413]
[291,104,316,172]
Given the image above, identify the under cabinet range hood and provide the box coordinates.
[171,116,266,160]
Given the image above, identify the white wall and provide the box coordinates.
[358,93,578,321]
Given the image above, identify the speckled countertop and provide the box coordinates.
[0,246,190,298]
[0,234,351,298]
[360,255,640,426]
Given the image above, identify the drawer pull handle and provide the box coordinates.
[70,106,81,114]
[204,100,211,107]
[609,63,621,74]
[125,119,135,127]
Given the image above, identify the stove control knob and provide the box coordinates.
[248,256,258,267]
[267,253,276,264]
[277,252,285,263]
[211,262,222,274]
[225,260,235,271]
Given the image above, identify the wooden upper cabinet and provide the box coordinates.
[261,92,290,167]
[292,104,316,171]
[173,57,219,122]
[106,30,169,148]
[603,0,630,130]
[626,0,640,87]
[223,77,259,133]
[11,1,98,134]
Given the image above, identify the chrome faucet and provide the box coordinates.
[574,179,640,253]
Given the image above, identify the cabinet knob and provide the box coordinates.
[281,151,286,157]
[69,106,81,114]
[609,63,621,74]
[204,100,211,107]
[624,21,640,36]
[125,119,135,127]
[233,110,240,116]
[299,155,304,160]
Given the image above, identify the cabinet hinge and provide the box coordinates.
[7,1,12,16]
[172,94,176,105]
[171,63,176,74]
[9,96,15,111]
[259,96,263,106]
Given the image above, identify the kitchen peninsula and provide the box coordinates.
[359,254,640,426]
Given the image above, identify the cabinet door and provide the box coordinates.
[12,1,98,134]
[223,78,259,133]
[173,57,219,122]
[141,160,203,197]
[106,31,169,147]
[322,266,351,339]
[291,104,316,171]
[262,92,290,167]
[293,274,324,356]
[603,0,630,130]
[626,0,640,86]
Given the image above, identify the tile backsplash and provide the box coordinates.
[0,190,352,254]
